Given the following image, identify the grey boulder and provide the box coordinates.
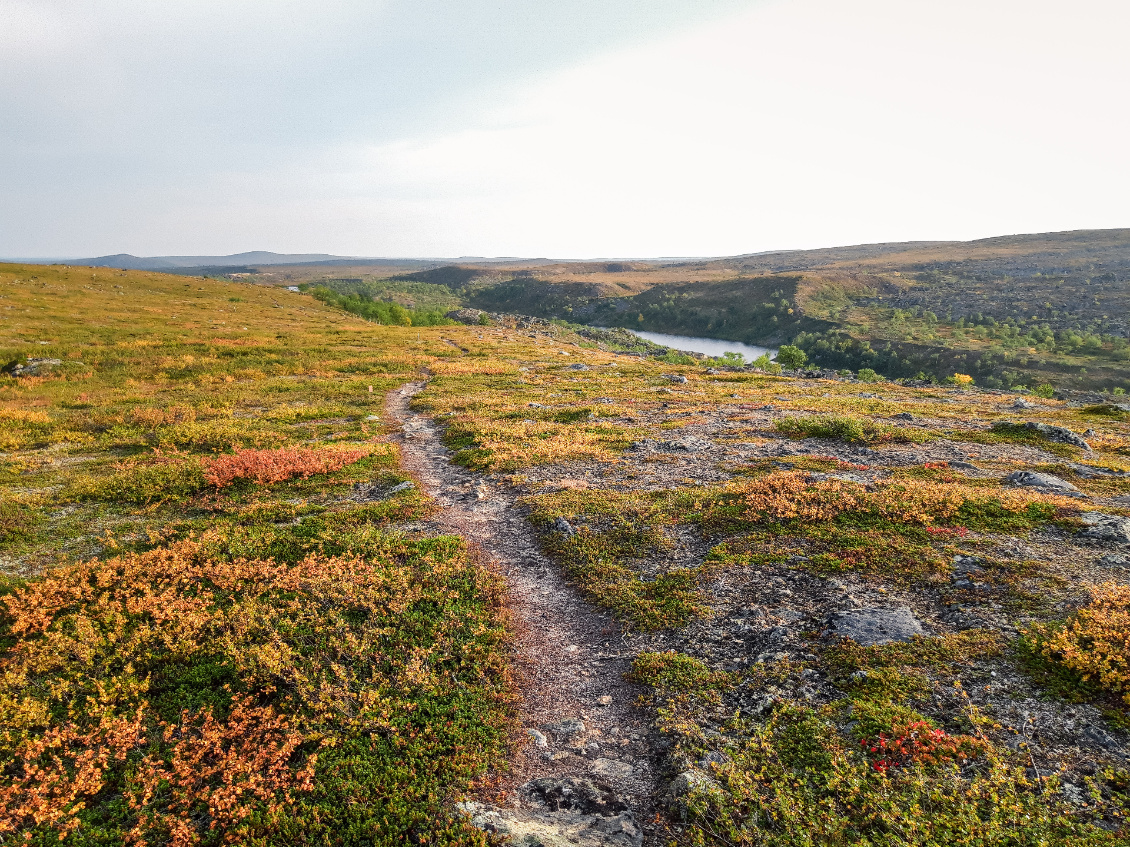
[541,718,586,741]
[1004,470,1082,494]
[994,421,1091,451]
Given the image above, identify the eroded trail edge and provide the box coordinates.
[386,381,658,846]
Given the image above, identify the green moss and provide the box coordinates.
[628,650,733,693]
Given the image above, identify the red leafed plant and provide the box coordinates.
[925,525,969,538]
[203,446,369,487]
[860,720,988,773]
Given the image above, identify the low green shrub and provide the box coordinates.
[0,496,42,546]
[628,650,733,694]
[71,455,207,504]
[774,414,926,444]
[680,703,1104,846]
[527,492,706,629]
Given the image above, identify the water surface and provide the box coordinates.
[625,330,776,363]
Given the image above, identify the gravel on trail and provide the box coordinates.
[386,381,659,844]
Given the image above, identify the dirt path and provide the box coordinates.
[386,381,660,842]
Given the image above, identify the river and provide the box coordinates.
[625,329,777,363]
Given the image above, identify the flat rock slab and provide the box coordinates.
[591,758,636,781]
[459,802,643,847]
[829,607,926,646]
[631,436,713,453]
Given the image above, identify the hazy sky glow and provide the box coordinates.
[2,0,1127,258]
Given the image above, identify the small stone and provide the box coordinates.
[591,758,635,780]
[554,516,577,538]
[569,363,590,371]
[386,480,415,495]
[365,414,380,420]
[527,728,549,748]
[661,373,688,384]
[597,695,612,706]
[542,718,586,741]
[528,402,546,408]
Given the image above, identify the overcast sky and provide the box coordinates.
[2,0,1127,259]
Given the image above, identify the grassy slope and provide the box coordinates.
[0,264,511,845]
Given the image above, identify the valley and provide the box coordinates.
[247,229,1130,393]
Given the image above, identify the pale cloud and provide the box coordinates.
[2,0,1126,257]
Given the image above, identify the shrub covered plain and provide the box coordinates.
[2,261,1130,844]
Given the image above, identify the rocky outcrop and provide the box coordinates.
[828,607,926,646]
[993,421,1091,451]
[1078,513,1130,544]
[445,308,487,324]
[9,357,63,377]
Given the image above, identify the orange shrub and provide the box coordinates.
[129,697,315,846]
[203,446,369,487]
[1039,581,1130,704]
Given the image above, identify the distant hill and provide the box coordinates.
[76,251,356,270]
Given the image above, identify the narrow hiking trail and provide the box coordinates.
[386,381,660,845]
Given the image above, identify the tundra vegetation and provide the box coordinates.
[2,260,1129,845]
[292,229,1130,391]
[0,265,508,845]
